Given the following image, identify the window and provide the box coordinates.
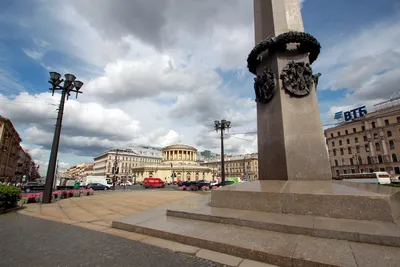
[351,169,355,174]
[397,116,400,123]
[343,169,347,174]
[355,137,358,143]
[347,139,350,144]
[378,155,383,164]
[392,154,398,162]
[332,141,335,147]
[385,119,390,126]
[348,147,352,154]
[390,140,395,149]
[339,140,342,146]
[367,156,372,164]
[362,125,366,131]
[330,133,333,138]
[333,149,337,156]
[375,143,381,151]
[335,170,340,176]
[335,160,338,166]
[350,158,354,165]
[340,148,344,155]
[372,122,376,128]
[345,130,348,135]
[363,136,368,141]
[337,131,341,136]
[388,131,392,137]
[380,167,385,172]
[358,156,363,164]
[356,145,360,153]
[374,133,378,139]
[353,128,356,133]
[342,158,345,165]
[365,144,370,152]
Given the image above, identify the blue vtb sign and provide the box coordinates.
[334,106,367,121]
[344,106,367,121]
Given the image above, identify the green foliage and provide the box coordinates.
[73,192,81,197]
[0,184,21,210]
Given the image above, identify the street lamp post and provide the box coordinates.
[42,72,83,204]
[214,119,231,186]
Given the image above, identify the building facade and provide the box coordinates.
[131,141,213,183]
[93,146,163,181]
[15,148,40,182]
[60,163,94,179]
[0,115,22,182]
[200,153,259,180]
[325,104,400,177]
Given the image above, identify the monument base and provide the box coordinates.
[112,181,400,266]
[211,180,400,223]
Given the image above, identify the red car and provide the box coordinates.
[142,178,165,188]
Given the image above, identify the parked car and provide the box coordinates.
[87,183,111,190]
[178,181,197,190]
[142,178,165,188]
[215,180,236,187]
[21,182,45,192]
[196,181,211,190]
[120,181,132,186]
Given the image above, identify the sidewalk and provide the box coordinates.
[18,190,194,229]
[16,190,275,267]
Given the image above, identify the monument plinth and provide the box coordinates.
[111,1,400,266]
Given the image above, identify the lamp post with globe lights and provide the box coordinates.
[42,72,84,204]
[214,119,231,186]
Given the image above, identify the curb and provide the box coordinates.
[0,205,25,215]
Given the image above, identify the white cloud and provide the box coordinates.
[5,0,400,172]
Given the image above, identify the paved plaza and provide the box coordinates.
[10,190,272,267]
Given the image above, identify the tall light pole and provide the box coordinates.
[214,119,231,186]
[42,72,83,204]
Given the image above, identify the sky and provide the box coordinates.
[0,0,400,175]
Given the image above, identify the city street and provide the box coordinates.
[113,184,178,191]
[0,213,221,267]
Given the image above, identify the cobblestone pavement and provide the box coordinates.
[0,213,222,267]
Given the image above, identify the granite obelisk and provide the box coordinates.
[251,0,331,180]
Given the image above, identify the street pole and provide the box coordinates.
[214,119,231,186]
[42,72,83,204]
[220,127,225,185]
[113,149,118,190]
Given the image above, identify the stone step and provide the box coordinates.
[166,206,400,248]
[112,210,400,267]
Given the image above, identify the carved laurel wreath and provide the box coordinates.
[280,61,313,97]
[254,68,276,104]
[247,31,321,75]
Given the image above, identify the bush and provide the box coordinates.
[73,192,81,197]
[0,184,21,210]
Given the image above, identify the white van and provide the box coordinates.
[339,172,391,185]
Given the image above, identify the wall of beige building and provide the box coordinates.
[200,153,259,180]
[93,149,162,179]
[325,105,400,177]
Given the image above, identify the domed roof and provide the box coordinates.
[162,141,197,151]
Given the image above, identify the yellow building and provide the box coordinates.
[132,141,213,183]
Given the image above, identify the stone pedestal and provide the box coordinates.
[210,180,400,223]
